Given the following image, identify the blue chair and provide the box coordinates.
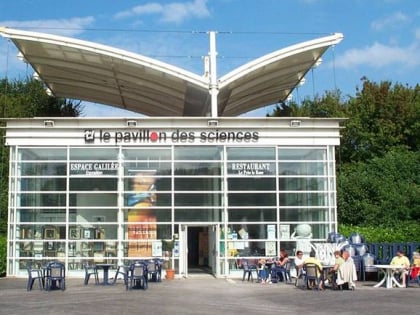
[303,263,322,290]
[281,261,293,283]
[26,264,43,291]
[126,262,148,290]
[241,260,256,282]
[147,260,161,282]
[45,262,66,291]
[83,263,99,285]
[112,264,128,285]
[361,253,378,281]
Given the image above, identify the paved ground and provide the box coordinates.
[0,276,419,315]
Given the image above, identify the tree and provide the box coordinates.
[337,150,420,226]
[268,78,420,229]
[340,78,420,163]
[0,78,82,234]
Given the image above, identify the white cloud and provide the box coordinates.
[0,17,95,36]
[371,11,410,31]
[335,42,419,69]
[113,0,210,24]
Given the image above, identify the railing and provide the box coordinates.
[366,242,420,264]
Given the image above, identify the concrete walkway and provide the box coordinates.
[0,277,419,315]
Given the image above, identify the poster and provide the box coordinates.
[265,241,276,256]
[152,240,163,257]
[279,225,290,239]
[267,225,276,240]
[127,170,157,257]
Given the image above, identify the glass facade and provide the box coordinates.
[7,143,337,277]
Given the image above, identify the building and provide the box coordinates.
[1,28,344,278]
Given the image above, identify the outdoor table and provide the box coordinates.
[322,265,334,288]
[95,263,115,285]
[373,264,405,289]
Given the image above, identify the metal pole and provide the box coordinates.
[209,31,218,118]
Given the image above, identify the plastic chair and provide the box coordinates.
[147,260,161,282]
[361,253,378,281]
[407,267,420,287]
[45,262,66,291]
[26,264,44,291]
[126,262,148,290]
[241,260,256,282]
[282,261,293,283]
[112,265,128,285]
[303,263,322,290]
[83,263,99,285]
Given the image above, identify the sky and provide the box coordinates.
[0,0,419,117]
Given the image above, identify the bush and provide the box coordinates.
[0,236,6,277]
[339,222,420,243]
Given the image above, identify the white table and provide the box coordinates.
[373,264,405,289]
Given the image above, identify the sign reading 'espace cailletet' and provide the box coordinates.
[84,129,259,144]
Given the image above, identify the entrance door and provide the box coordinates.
[179,224,218,278]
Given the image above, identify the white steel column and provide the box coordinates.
[209,31,218,118]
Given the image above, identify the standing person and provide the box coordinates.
[336,250,357,290]
[390,250,410,287]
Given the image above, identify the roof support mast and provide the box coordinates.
[209,31,218,118]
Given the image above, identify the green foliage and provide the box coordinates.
[0,236,6,276]
[340,79,419,163]
[0,78,82,236]
[337,150,420,226]
[339,223,420,243]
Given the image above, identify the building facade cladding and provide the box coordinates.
[5,117,343,277]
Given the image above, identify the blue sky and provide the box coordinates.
[0,0,418,117]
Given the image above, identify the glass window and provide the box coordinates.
[70,147,119,160]
[227,147,275,160]
[278,177,328,191]
[228,208,277,222]
[174,146,222,160]
[174,208,222,222]
[19,162,67,176]
[279,192,327,207]
[123,148,171,160]
[174,162,221,175]
[19,147,67,161]
[174,177,221,191]
[278,162,327,176]
[69,178,117,191]
[228,178,275,191]
[174,193,223,207]
[20,177,67,191]
[228,192,276,206]
[278,148,327,160]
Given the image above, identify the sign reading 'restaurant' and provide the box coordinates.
[228,162,272,175]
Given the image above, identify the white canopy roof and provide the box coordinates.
[0,27,343,117]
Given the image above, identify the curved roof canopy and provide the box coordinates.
[0,27,343,117]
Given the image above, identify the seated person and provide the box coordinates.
[410,251,420,280]
[329,250,344,289]
[303,251,323,290]
[294,250,305,279]
[390,250,410,287]
[275,249,289,281]
[257,258,268,283]
[336,250,357,290]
